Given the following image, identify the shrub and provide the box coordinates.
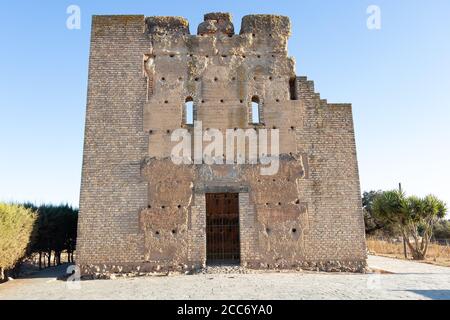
[433,220,450,240]
[0,203,37,280]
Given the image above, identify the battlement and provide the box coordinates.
[146,16,190,35]
[198,12,234,35]
[91,13,291,56]
[240,14,291,37]
[140,12,290,38]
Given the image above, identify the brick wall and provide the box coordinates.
[77,16,149,266]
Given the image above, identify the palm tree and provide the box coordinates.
[372,190,447,260]
[372,190,409,257]
[405,195,447,259]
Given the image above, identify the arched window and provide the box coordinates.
[251,96,260,124]
[184,97,194,125]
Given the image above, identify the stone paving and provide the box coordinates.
[0,255,449,300]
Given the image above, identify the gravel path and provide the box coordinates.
[1,255,449,300]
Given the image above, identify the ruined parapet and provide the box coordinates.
[239,14,291,54]
[198,12,234,36]
[146,16,190,35]
[142,13,292,57]
[240,14,291,37]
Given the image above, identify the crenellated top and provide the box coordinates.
[146,16,190,35]
[198,12,234,36]
[240,14,291,37]
[144,12,291,39]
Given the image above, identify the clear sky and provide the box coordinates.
[0,0,449,210]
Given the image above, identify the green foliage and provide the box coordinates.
[0,202,78,279]
[433,219,450,239]
[371,190,448,260]
[23,203,78,266]
[363,190,394,235]
[0,203,37,280]
[372,190,408,226]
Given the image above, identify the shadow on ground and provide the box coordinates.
[406,290,450,300]
[17,263,73,280]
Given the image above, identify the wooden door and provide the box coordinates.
[206,193,240,264]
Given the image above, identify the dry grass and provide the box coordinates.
[367,238,450,267]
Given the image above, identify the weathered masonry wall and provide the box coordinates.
[77,13,367,275]
[77,16,149,266]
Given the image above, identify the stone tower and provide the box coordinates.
[77,12,367,275]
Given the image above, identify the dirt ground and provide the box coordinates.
[366,239,450,267]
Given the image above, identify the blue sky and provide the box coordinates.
[0,0,449,209]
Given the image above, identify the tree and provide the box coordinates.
[433,219,450,240]
[64,208,78,263]
[363,190,389,235]
[371,190,409,257]
[372,190,447,260]
[405,195,447,259]
[23,203,78,268]
[0,203,37,280]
